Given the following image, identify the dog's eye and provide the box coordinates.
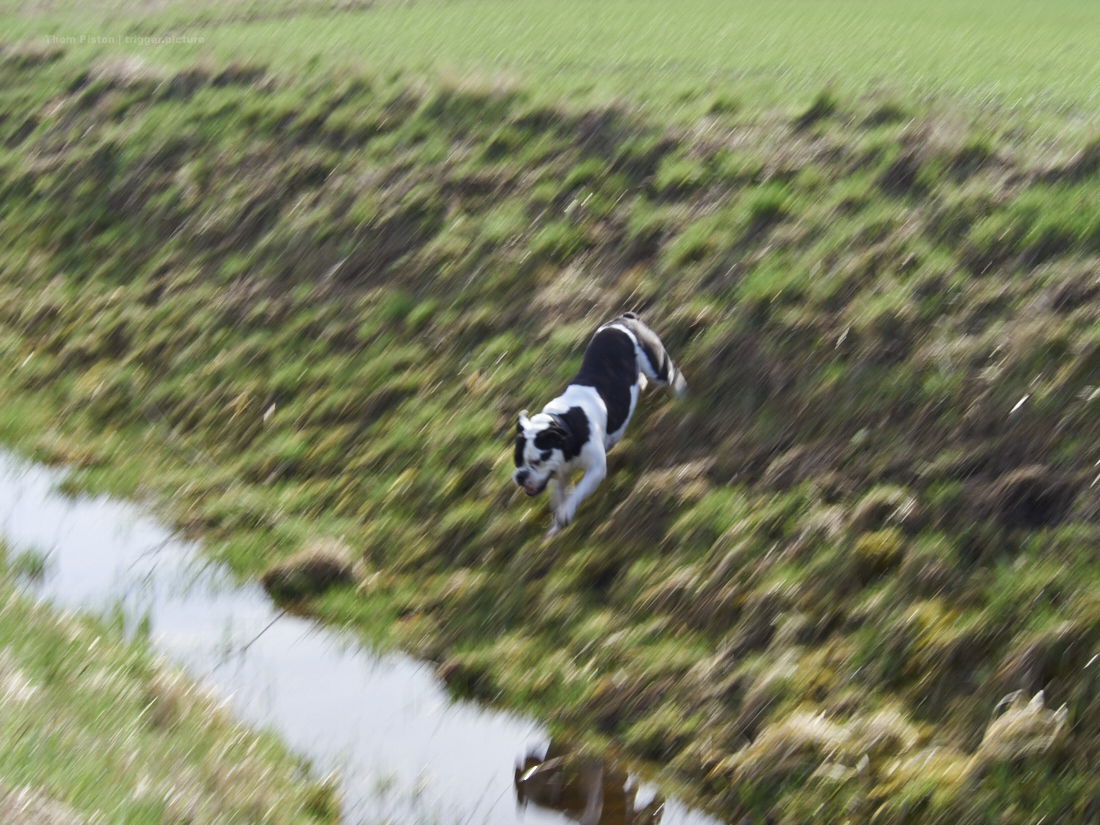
[540,450,551,461]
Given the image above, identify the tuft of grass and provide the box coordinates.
[794,87,839,130]
[5,547,50,584]
[746,181,791,226]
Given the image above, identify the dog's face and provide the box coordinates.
[512,411,568,496]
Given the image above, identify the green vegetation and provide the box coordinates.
[0,542,338,824]
[4,1,1100,820]
[8,0,1100,118]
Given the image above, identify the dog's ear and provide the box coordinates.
[534,420,568,451]
[547,424,567,448]
[517,410,530,432]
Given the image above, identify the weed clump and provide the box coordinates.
[794,88,839,131]
[968,691,1067,776]
[261,539,360,602]
[849,487,922,534]
[852,529,906,581]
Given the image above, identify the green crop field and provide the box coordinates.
[4,1,1100,823]
[5,0,1100,117]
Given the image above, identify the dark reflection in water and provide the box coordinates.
[516,741,665,825]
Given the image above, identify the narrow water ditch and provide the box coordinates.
[0,452,718,825]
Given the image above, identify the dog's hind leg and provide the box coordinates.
[627,323,687,398]
[637,348,686,398]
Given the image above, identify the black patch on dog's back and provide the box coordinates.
[570,327,637,437]
[613,314,672,382]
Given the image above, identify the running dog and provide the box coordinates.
[512,313,687,536]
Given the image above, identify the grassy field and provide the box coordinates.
[5,1,1100,822]
[5,0,1100,118]
[0,543,339,825]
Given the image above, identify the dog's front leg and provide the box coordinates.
[551,452,607,534]
[545,475,567,537]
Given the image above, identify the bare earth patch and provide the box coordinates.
[0,787,90,825]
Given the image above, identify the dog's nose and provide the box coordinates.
[515,469,528,485]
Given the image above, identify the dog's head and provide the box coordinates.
[512,410,569,496]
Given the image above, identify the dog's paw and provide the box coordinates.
[672,371,688,399]
[554,503,573,528]
[544,522,560,539]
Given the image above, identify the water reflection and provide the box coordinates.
[516,741,665,825]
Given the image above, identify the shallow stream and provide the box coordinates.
[0,452,716,825]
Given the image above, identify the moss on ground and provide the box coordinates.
[4,43,1100,822]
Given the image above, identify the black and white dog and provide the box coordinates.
[513,313,687,536]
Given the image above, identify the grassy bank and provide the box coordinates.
[4,29,1100,824]
[0,542,338,825]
